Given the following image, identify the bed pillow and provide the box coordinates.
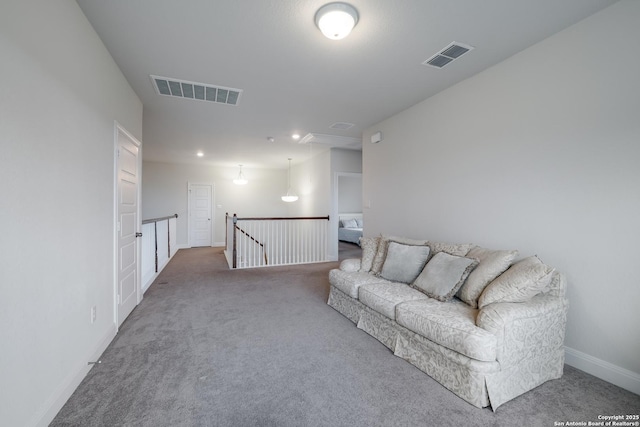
[355,218,363,228]
[456,246,519,308]
[371,235,430,275]
[412,252,479,302]
[477,255,554,309]
[359,236,380,273]
[380,242,430,284]
[341,218,358,228]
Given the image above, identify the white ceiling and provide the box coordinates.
[76,0,616,169]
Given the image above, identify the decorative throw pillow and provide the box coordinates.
[358,236,380,273]
[428,241,474,260]
[371,235,430,275]
[380,242,431,284]
[477,255,555,309]
[413,252,479,301]
[456,246,519,308]
[341,218,358,228]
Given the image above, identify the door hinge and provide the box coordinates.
[117,221,121,232]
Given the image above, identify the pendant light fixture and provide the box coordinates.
[233,164,248,185]
[315,2,359,40]
[281,158,298,202]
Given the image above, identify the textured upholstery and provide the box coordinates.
[358,282,430,320]
[329,269,386,298]
[396,299,497,362]
[327,247,568,411]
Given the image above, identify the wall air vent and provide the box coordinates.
[150,75,242,106]
[422,42,474,69]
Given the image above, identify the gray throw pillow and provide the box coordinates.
[371,235,430,275]
[380,242,430,284]
[413,252,479,301]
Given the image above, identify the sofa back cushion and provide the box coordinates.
[457,247,519,308]
[412,252,479,301]
[427,241,474,260]
[477,255,555,309]
[380,242,431,284]
[358,236,380,272]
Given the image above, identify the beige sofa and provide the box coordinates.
[327,236,568,411]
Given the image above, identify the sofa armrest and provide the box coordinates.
[477,294,568,367]
[339,258,361,272]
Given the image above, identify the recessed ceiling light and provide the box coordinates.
[267,137,275,142]
[196,151,204,157]
[292,134,300,140]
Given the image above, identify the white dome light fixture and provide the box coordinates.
[281,158,299,202]
[315,2,359,40]
[233,164,248,185]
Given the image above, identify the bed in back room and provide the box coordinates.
[338,213,363,246]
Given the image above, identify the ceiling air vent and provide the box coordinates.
[330,122,355,130]
[422,42,474,69]
[150,75,242,106]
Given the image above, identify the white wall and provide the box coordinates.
[0,1,143,426]
[363,0,640,393]
[142,162,289,246]
[338,175,363,214]
[290,149,332,218]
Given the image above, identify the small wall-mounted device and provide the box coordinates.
[370,131,383,144]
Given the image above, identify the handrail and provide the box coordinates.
[142,213,178,224]
[226,213,330,269]
[235,225,268,265]
[141,213,178,273]
[235,216,329,221]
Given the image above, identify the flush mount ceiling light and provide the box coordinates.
[196,151,204,157]
[281,158,299,202]
[233,164,248,185]
[315,2,359,40]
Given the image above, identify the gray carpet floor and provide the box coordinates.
[51,243,639,426]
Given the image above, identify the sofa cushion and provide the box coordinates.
[358,236,380,272]
[428,241,474,259]
[457,247,519,308]
[396,299,498,362]
[359,282,430,320]
[329,270,387,299]
[371,235,429,275]
[478,256,555,309]
[380,242,430,284]
[412,252,479,301]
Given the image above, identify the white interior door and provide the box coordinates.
[116,126,141,326]
[189,183,213,247]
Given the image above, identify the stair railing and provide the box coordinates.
[225,213,330,269]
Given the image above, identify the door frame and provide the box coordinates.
[187,182,215,247]
[113,121,142,329]
[331,171,363,261]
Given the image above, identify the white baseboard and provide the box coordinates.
[565,346,640,395]
[213,241,225,247]
[33,323,117,427]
